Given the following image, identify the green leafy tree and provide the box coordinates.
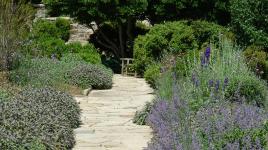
[44,0,231,58]
[44,0,148,58]
[146,0,230,25]
[230,0,268,49]
[0,0,34,71]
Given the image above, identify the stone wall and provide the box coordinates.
[67,23,93,45]
[32,4,46,20]
[32,4,94,45]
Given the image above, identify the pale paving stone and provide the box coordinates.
[73,74,153,150]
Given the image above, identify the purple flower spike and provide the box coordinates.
[201,55,206,67]
[201,47,211,67]
[224,78,229,86]
[205,47,211,60]
[223,77,229,91]
[215,80,220,92]
[208,80,214,88]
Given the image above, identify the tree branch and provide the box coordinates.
[88,22,121,57]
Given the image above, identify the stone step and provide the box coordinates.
[73,74,153,150]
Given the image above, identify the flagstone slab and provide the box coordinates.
[73,74,153,150]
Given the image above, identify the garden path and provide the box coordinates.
[73,74,154,150]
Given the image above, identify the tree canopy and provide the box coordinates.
[44,0,267,57]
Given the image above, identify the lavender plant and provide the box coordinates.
[146,74,196,150]
[176,39,267,110]
[147,76,268,150]
[146,39,268,150]
[196,102,268,149]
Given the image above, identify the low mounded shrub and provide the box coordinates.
[64,43,101,64]
[65,64,113,89]
[25,36,66,58]
[31,19,61,39]
[31,19,70,41]
[23,18,73,59]
[10,57,113,91]
[225,75,267,107]
[0,88,80,149]
[55,18,71,41]
[133,20,233,75]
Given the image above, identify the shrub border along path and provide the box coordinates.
[73,74,153,150]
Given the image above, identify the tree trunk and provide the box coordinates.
[118,21,126,57]
[126,17,136,57]
[89,23,121,58]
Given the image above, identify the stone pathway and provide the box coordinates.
[73,74,154,150]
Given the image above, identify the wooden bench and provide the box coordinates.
[120,58,137,77]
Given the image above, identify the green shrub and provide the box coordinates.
[24,36,66,58]
[23,19,71,58]
[243,45,268,79]
[32,19,70,41]
[133,20,233,75]
[61,53,84,62]
[64,43,101,64]
[32,19,61,39]
[225,75,267,107]
[144,63,161,88]
[65,64,113,89]
[0,88,80,149]
[55,18,71,41]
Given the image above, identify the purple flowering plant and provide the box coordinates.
[145,39,268,149]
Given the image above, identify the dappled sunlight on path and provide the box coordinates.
[73,74,153,150]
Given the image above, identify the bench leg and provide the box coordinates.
[121,60,124,76]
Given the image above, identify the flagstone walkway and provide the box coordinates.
[73,74,154,150]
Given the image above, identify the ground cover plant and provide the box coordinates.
[10,56,113,92]
[0,87,80,149]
